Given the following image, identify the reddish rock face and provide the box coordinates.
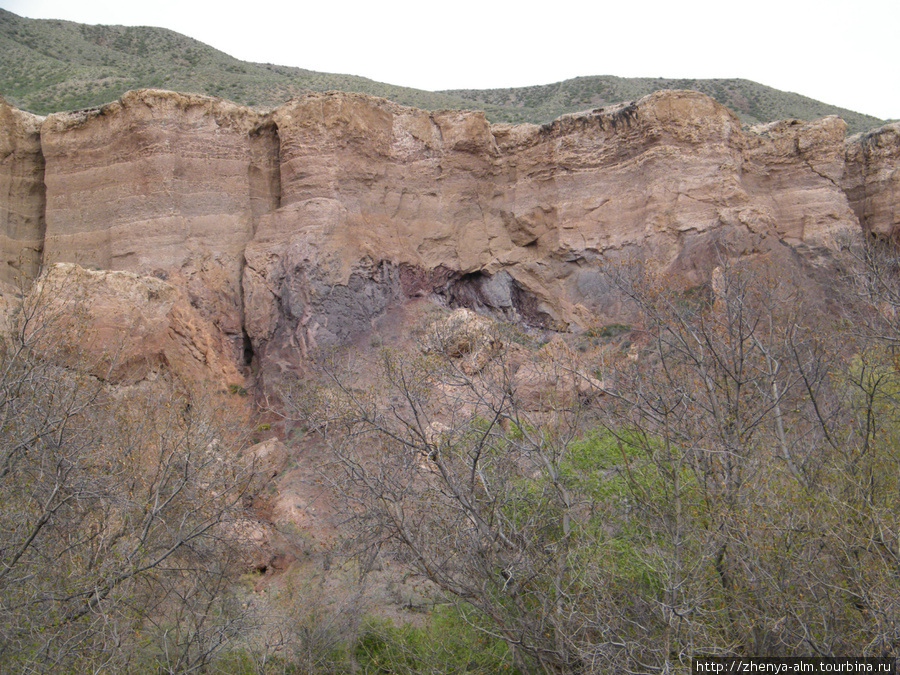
[242,90,867,367]
[39,90,266,346]
[844,122,900,238]
[27,263,243,389]
[0,95,44,285]
[1,88,899,385]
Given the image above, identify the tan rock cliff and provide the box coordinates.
[28,263,243,388]
[844,122,900,237]
[1,88,898,385]
[39,90,267,354]
[0,95,44,285]
[243,90,867,368]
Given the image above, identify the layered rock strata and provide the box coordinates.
[0,94,44,285]
[1,88,898,383]
[39,90,267,356]
[242,91,865,367]
[844,122,900,237]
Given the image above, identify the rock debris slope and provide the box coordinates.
[0,88,898,383]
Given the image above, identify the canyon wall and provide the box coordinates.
[844,121,900,237]
[1,88,898,382]
[39,90,265,351]
[0,94,44,283]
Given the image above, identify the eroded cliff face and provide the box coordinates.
[39,90,267,352]
[0,94,44,285]
[242,90,865,369]
[1,88,898,386]
[844,122,900,237]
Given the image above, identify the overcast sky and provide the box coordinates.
[2,0,898,120]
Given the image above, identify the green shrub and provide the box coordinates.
[355,608,520,675]
[583,323,631,339]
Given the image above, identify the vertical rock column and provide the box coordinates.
[248,119,281,235]
[0,95,45,286]
[844,123,900,238]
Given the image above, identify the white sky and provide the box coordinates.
[2,0,898,120]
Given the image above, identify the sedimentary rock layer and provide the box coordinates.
[242,90,868,364]
[844,122,900,237]
[39,90,266,346]
[1,87,899,382]
[0,94,44,285]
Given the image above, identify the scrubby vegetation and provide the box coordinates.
[275,241,900,672]
[6,239,900,672]
[4,234,900,672]
[0,9,885,133]
[444,76,886,133]
[0,286,261,672]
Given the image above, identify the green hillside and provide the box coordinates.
[0,8,886,134]
[443,76,886,133]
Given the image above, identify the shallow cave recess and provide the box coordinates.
[242,328,254,367]
[424,267,555,331]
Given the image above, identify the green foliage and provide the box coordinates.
[355,609,520,675]
[210,649,260,675]
[564,427,691,509]
[563,428,634,500]
[582,323,631,339]
[567,427,635,469]
[561,428,698,597]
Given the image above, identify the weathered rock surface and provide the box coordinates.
[844,122,900,237]
[0,87,898,386]
[0,95,44,285]
[39,90,268,353]
[743,116,856,246]
[28,263,243,388]
[243,90,867,369]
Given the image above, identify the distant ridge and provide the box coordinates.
[0,8,885,134]
[441,77,887,133]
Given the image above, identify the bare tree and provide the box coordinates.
[297,256,900,673]
[0,285,263,673]
[291,317,600,674]
[592,256,900,662]
[842,235,900,345]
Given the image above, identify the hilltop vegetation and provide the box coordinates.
[446,76,887,132]
[0,8,886,133]
[0,8,469,114]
